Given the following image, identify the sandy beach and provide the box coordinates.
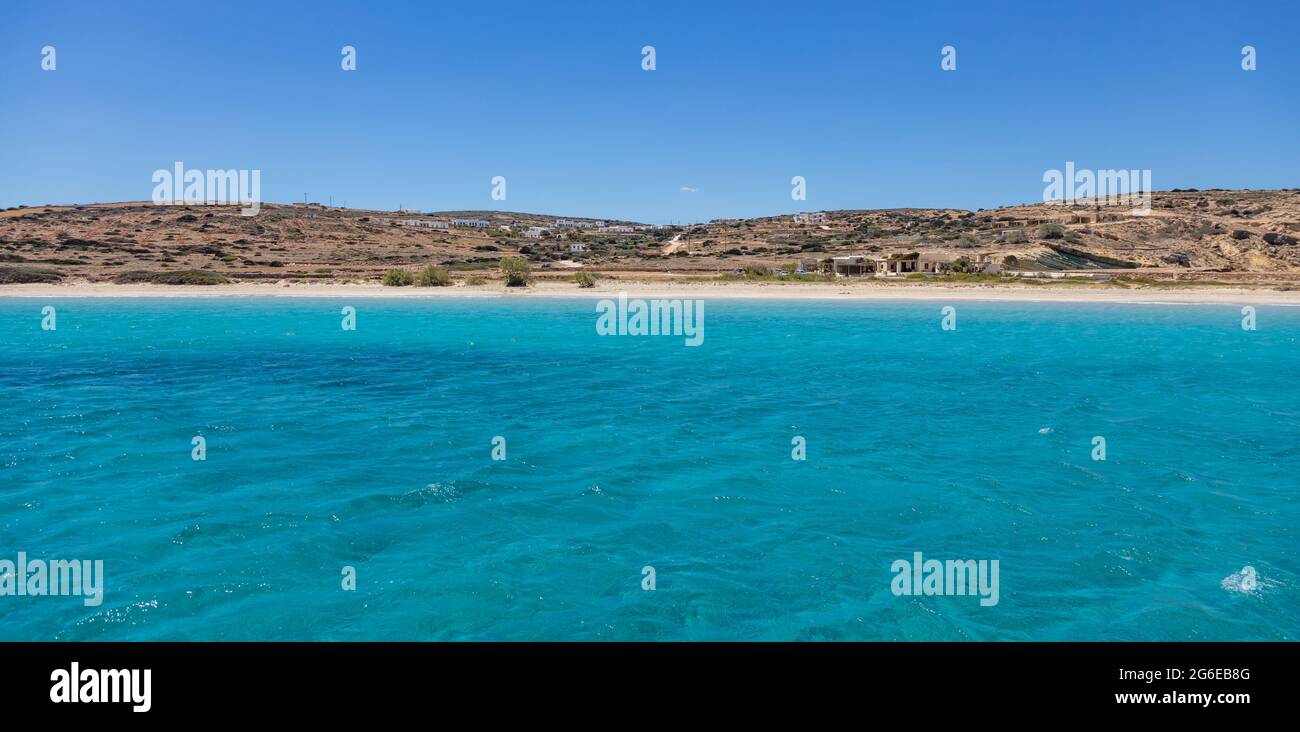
[3,280,1300,304]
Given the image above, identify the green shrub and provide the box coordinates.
[0,266,64,284]
[1037,223,1065,239]
[382,269,414,286]
[465,275,487,286]
[499,256,531,287]
[573,270,597,288]
[415,265,451,287]
[112,270,227,285]
[715,272,832,283]
[1004,229,1028,244]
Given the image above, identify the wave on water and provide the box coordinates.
[1220,566,1260,594]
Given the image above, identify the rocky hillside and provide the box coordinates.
[2,190,1298,285]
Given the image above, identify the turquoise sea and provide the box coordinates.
[0,297,1296,641]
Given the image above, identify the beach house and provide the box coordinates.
[970,254,1001,274]
[830,256,874,276]
[794,212,828,224]
[873,253,948,276]
[832,252,996,277]
[451,218,490,228]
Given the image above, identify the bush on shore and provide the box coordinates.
[415,265,451,287]
[0,266,64,284]
[382,269,414,286]
[499,257,531,287]
[112,270,228,285]
[573,270,597,288]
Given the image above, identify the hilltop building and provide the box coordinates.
[397,218,450,229]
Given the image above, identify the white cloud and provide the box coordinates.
[680,186,698,193]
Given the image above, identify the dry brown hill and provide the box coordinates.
[2,190,1298,285]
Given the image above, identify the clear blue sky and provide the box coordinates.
[2,0,1297,223]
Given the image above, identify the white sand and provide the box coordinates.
[3,280,1299,305]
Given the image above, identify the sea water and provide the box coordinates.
[0,297,1296,640]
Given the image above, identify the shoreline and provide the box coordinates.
[2,280,1300,305]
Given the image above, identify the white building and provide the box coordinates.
[524,227,550,239]
[794,212,828,224]
[397,218,449,229]
[555,218,605,229]
[602,225,635,233]
[569,241,587,253]
[452,218,490,228]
